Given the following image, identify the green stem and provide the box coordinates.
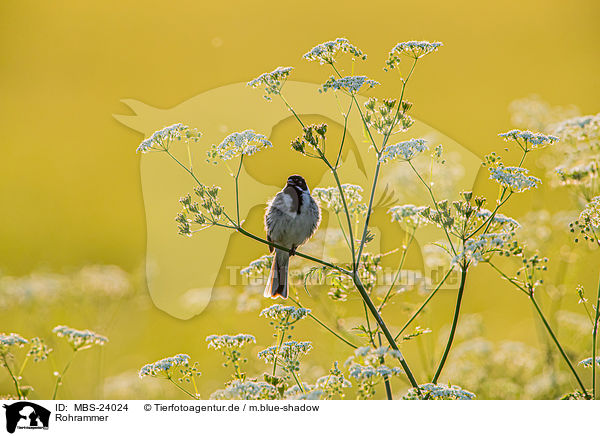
[377,57,418,152]
[324,157,356,267]
[334,99,354,168]
[466,193,512,239]
[378,228,417,311]
[236,226,350,275]
[432,265,468,383]
[165,149,236,225]
[52,351,77,400]
[17,355,30,378]
[352,273,420,390]
[335,212,352,251]
[486,261,529,296]
[290,370,305,393]
[167,376,198,399]
[487,261,590,397]
[378,333,393,400]
[329,63,380,154]
[272,322,288,376]
[289,297,357,349]
[530,295,589,398]
[408,161,457,256]
[2,353,23,399]
[355,160,382,267]
[234,154,244,224]
[362,301,376,347]
[593,275,600,400]
[394,267,455,341]
[279,93,305,129]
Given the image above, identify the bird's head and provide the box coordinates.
[286,174,308,191]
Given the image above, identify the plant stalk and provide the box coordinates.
[352,273,420,390]
[530,295,589,398]
[2,354,23,399]
[432,265,468,383]
[593,275,600,399]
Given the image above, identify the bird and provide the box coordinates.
[264,174,321,298]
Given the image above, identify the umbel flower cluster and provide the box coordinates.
[136,123,201,153]
[207,130,272,163]
[320,75,379,94]
[53,326,108,351]
[380,138,428,163]
[570,195,600,245]
[247,66,293,101]
[364,98,414,135]
[489,166,541,193]
[206,334,256,382]
[303,37,367,64]
[499,129,559,150]
[313,184,367,217]
[403,383,475,400]
[139,354,191,378]
[206,334,256,349]
[290,123,328,156]
[177,184,225,235]
[1,326,107,400]
[389,204,430,230]
[543,112,599,199]
[384,40,443,70]
[0,333,28,351]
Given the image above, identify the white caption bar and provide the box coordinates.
[1,400,597,435]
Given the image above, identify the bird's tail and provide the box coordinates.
[264,249,289,299]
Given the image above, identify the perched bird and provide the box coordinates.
[264,175,321,298]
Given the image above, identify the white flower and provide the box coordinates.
[363,97,414,135]
[260,304,311,322]
[257,341,312,365]
[210,380,279,400]
[136,123,201,153]
[320,76,379,94]
[556,162,598,187]
[452,233,514,266]
[53,326,108,350]
[476,209,520,232]
[315,375,352,389]
[403,383,475,400]
[205,334,256,349]
[380,139,428,163]
[552,113,600,141]
[348,363,403,380]
[303,38,367,64]
[578,357,600,368]
[240,255,273,276]
[209,130,272,161]
[247,66,293,101]
[498,129,559,149]
[389,204,430,229]
[313,184,366,216]
[489,165,541,192]
[385,41,443,70]
[139,354,191,378]
[579,196,600,228]
[0,333,28,351]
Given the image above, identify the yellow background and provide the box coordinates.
[1,0,599,274]
[1,0,599,399]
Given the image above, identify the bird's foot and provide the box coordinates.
[289,246,297,256]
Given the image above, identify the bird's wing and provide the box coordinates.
[269,189,297,216]
[282,186,300,213]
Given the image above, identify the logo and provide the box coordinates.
[3,402,50,434]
